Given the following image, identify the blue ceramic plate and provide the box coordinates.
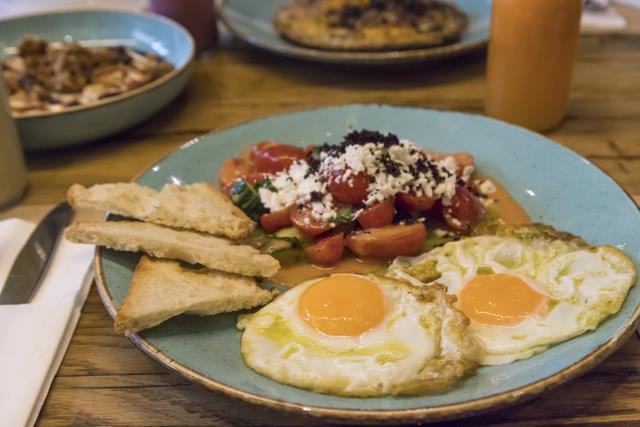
[219,0,491,65]
[96,105,640,423]
[0,10,194,150]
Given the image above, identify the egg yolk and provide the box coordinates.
[458,273,546,327]
[297,274,385,337]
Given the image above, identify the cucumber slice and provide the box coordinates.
[275,226,309,244]
[270,248,304,266]
[262,238,293,254]
[245,227,271,249]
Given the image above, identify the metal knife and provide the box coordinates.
[0,202,73,304]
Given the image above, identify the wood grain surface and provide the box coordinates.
[7,11,638,427]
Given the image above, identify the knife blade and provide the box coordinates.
[0,202,73,304]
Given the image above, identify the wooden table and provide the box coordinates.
[11,13,639,426]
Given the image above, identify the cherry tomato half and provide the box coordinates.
[304,233,344,267]
[244,172,271,186]
[357,198,395,229]
[250,141,306,174]
[219,158,257,193]
[396,192,438,212]
[345,223,426,260]
[327,169,369,206]
[290,204,334,238]
[260,206,293,233]
[442,186,485,231]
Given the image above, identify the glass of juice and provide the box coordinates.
[485,0,582,132]
[149,0,218,54]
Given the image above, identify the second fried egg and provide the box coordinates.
[389,224,637,365]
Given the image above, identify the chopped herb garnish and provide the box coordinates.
[333,205,354,224]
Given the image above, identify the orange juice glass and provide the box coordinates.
[485,0,582,132]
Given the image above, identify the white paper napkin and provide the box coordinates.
[616,0,640,10]
[582,4,627,30]
[0,218,94,427]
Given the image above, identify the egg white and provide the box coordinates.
[389,225,637,365]
[238,274,480,397]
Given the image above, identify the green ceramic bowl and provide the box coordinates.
[219,0,492,65]
[96,105,640,423]
[0,10,194,151]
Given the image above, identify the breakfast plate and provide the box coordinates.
[218,0,492,65]
[0,10,194,151]
[95,104,640,423]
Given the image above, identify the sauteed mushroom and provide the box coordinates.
[1,35,174,116]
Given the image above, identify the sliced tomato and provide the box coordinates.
[260,206,293,233]
[219,158,257,193]
[327,169,369,206]
[290,204,334,238]
[357,198,395,229]
[250,141,306,174]
[345,223,426,260]
[244,172,271,186]
[304,233,344,267]
[396,192,438,212]
[442,186,485,231]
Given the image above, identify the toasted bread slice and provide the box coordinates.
[66,220,280,277]
[67,182,254,239]
[115,256,277,334]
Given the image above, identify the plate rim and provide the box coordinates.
[94,104,640,423]
[217,0,489,65]
[0,8,195,121]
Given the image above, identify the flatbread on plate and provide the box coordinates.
[274,0,468,51]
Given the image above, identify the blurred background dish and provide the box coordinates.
[218,0,491,65]
[272,0,470,51]
[0,0,146,19]
[4,36,175,117]
[0,9,194,151]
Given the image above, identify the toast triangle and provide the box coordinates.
[65,220,280,277]
[115,256,277,334]
[67,182,255,239]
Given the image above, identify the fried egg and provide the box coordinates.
[389,224,637,365]
[238,273,481,397]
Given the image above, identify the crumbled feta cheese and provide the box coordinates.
[310,194,337,222]
[449,217,462,227]
[258,132,468,222]
[433,228,454,237]
[461,165,475,183]
[477,179,497,195]
[258,161,324,212]
[321,140,460,207]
